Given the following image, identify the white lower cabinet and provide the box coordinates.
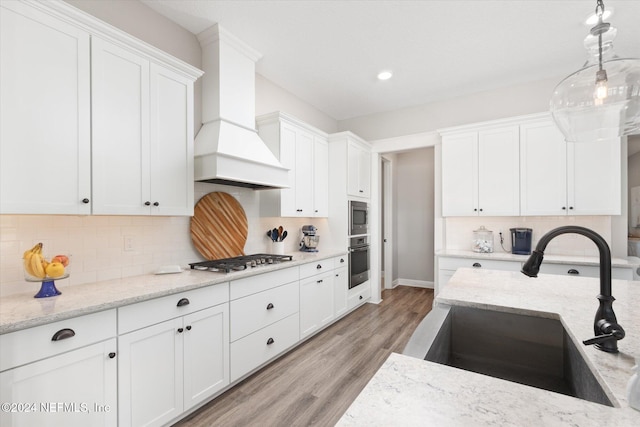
[0,310,117,427]
[300,271,335,338]
[437,256,523,294]
[117,286,229,427]
[334,265,349,318]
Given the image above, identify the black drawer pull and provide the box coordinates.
[108,352,116,359]
[266,303,274,310]
[153,202,159,207]
[266,337,275,345]
[177,328,184,333]
[317,279,323,283]
[340,258,345,263]
[316,264,322,269]
[81,198,90,204]
[51,328,75,341]
[359,295,363,300]
[186,325,192,331]
[144,201,151,206]
[177,298,190,307]
[567,269,580,275]
[472,262,482,268]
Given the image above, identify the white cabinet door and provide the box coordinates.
[313,136,329,217]
[118,318,183,427]
[0,339,117,427]
[478,126,520,216]
[333,266,348,318]
[520,121,568,216]
[278,122,298,216]
[294,130,314,216]
[347,141,372,198]
[92,37,150,215]
[149,64,194,216]
[569,139,621,215]
[441,132,478,216]
[183,304,229,410]
[300,272,334,338]
[0,2,91,214]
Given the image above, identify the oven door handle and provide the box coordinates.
[349,246,369,253]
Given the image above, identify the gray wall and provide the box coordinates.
[395,148,434,283]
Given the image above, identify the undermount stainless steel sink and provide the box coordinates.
[404,305,613,407]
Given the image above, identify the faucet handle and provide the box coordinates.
[583,320,625,348]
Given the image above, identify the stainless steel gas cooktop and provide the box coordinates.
[189,254,293,273]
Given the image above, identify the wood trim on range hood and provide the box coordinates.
[194,24,289,189]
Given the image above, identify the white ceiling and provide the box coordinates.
[141,0,640,121]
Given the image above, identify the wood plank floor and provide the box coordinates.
[174,286,434,427]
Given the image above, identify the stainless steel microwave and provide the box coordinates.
[349,201,368,236]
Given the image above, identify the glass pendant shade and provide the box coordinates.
[550,26,640,142]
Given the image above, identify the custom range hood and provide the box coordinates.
[194,24,288,189]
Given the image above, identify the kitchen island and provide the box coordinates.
[338,268,640,426]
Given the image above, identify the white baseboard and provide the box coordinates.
[391,278,434,289]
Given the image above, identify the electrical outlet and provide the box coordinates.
[124,236,134,252]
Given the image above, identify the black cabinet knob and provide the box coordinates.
[316,264,322,269]
[479,208,483,212]
[186,325,192,331]
[562,206,567,210]
[359,295,363,300]
[472,262,482,268]
[144,201,151,206]
[177,328,184,333]
[153,202,159,207]
[568,269,580,275]
[266,303,274,310]
[569,206,574,210]
[108,352,116,359]
[177,298,190,307]
[340,258,344,263]
[266,337,275,345]
[317,279,323,283]
[359,190,364,193]
[81,198,90,204]
[473,208,478,212]
[51,328,75,341]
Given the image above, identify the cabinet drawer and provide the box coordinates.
[118,283,229,334]
[347,283,371,310]
[299,258,334,279]
[439,257,522,272]
[230,281,299,342]
[538,263,632,280]
[230,313,300,382]
[230,267,298,300]
[0,309,116,372]
[333,255,348,269]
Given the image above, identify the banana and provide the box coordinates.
[23,243,45,279]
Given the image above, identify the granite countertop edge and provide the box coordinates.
[0,250,347,335]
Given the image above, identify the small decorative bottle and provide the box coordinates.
[628,358,640,411]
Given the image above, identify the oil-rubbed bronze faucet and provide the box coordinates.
[521,226,625,353]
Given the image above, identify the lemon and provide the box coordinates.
[45,262,65,278]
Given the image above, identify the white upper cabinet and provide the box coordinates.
[441,125,519,216]
[92,39,195,216]
[0,1,202,216]
[347,140,372,198]
[520,118,621,216]
[0,1,91,214]
[258,112,329,217]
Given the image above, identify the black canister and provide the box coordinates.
[511,228,532,255]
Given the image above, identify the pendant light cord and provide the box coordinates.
[596,0,604,72]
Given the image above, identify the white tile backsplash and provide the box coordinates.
[445,216,611,256]
[0,182,335,297]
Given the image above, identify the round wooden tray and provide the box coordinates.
[190,192,248,260]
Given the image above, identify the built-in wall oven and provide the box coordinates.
[349,236,369,289]
[349,200,369,236]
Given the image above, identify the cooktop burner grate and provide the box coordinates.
[189,254,293,273]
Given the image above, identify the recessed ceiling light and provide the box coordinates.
[585,8,612,25]
[377,71,393,81]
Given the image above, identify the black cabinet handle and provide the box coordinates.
[569,206,574,210]
[81,198,90,204]
[340,258,345,263]
[177,298,190,307]
[177,328,184,333]
[266,337,275,345]
[472,262,482,268]
[144,201,151,206]
[51,328,75,341]
[108,352,116,359]
[296,209,303,212]
[315,209,318,213]
[316,264,322,269]
[473,208,478,212]
[317,279,323,283]
[562,206,567,210]
[359,189,364,193]
[186,325,192,331]
[336,274,339,277]
[568,269,580,275]
[479,208,483,212]
[266,303,274,310]
[359,295,363,300]
[153,202,159,207]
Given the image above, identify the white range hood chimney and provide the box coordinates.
[194,24,288,189]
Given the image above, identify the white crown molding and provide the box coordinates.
[197,23,263,63]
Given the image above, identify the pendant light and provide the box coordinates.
[550,0,640,142]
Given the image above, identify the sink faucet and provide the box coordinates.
[521,226,625,353]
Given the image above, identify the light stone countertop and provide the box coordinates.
[436,248,640,268]
[0,250,346,334]
[338,268,640,426]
